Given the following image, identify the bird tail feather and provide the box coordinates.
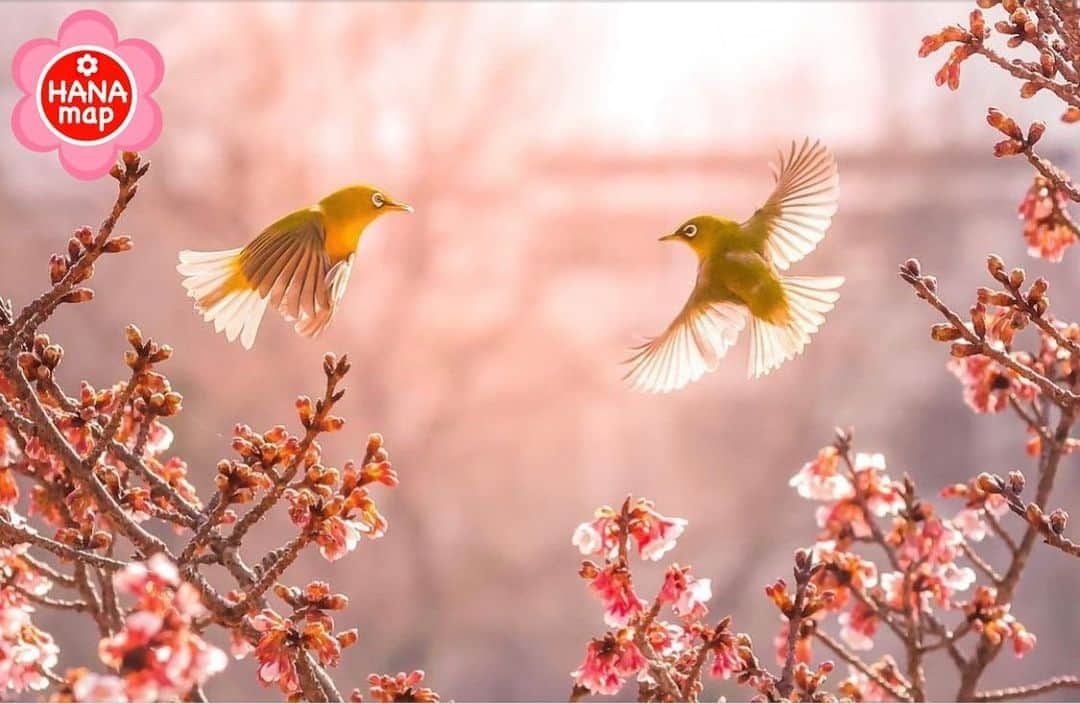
[747,275,843,378]
[177,248,268,350]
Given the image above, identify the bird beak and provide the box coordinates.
[386,198,413,213]
[658,233,679,242]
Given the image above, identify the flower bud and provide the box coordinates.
[49,254,68,284]
[1007,470,1026,494]
[1028,277,1048,301]
[321,416,345,432]
[987,254,1006,278]
[970,9,986,36]
[61,288,93,304]
[931,324,962,341]
[337,629,360,649]
[1009,268,1025,288]
[971,303,987,338]
[1039,51,1055,77]
[902,258,921,276]
[296,396,315,427]
[1049,508,1068,534]
[74,226,94,247]
[977,472,1003,494]
[41,344,63,369]
[1063,106,1080,123]
[103,236,133,253]
[125,324,144,349]
[951,342,982,357]
[1020,81,1042,99]
[1027,121,1046,145]
[987,108,1023,139]
[993,139,1024,157]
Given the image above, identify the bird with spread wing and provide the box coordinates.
[624,139,843,393]
[177,185,412,349]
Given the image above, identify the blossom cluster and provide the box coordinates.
[920,0,1080,261]
[570,497,802,702]
[0,154,438,703]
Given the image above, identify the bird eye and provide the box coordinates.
[683,224,698,238]
[371,192,385,208]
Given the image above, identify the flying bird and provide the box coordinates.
[624,139,843,392]
[177,185,412,349]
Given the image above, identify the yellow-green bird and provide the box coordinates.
[177,185,412,349]
[625,139,843,393]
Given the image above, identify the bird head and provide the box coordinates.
[320,185,413,227]
[659,216,726,258]
[348,185,413,214]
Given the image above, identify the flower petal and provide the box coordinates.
[11,96,58,152]
[117,97,162,150]
[57,10,119,49]
[59,141,119,181]
[117,39,165,93]
[11,38,58,93]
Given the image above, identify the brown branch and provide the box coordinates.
[226,534,310,620]
[5,578,90,612]
[900,268,1078,408]
[958,408,1075,699]
[814,629,912,702]
[960,541,1003,584]
[0,363,170,559]
[20,553,77,587]
[974,675,1080,701]
[972,43,1080,109]
[1009,395,1049,442]
[0,516,127,572]
[776,564,813,699]
[985,511,1020,556]
[987,474,1080,559]
[1024,146,1080,203]
[0,153,147,352]
[229,361,348,544]
[296,650,332,702]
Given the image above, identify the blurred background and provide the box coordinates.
[2,2,1079,700]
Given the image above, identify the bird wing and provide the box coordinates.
[740,138,838,270]
[239,208,334,336]
[294,255,354,338]
[623,289,748,394]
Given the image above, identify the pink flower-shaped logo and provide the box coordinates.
[11,10,164,180]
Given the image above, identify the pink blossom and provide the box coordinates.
[0,608,57,693]
[588,564,646,628]
[657,565,711,621]
[627,503,686,562]
[571,630,647,696]
[789,446,852,501]
[853,453,905,517]
[952,507,989,541]
[71,671,128,702]
[316,515,365,562]
[948,353,1037,414]
[1011,623,1037,657]
[1018,177,1077,262]
[838,601,878,651]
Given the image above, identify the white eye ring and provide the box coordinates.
[683,224,698,238]
[372,192,385,208]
